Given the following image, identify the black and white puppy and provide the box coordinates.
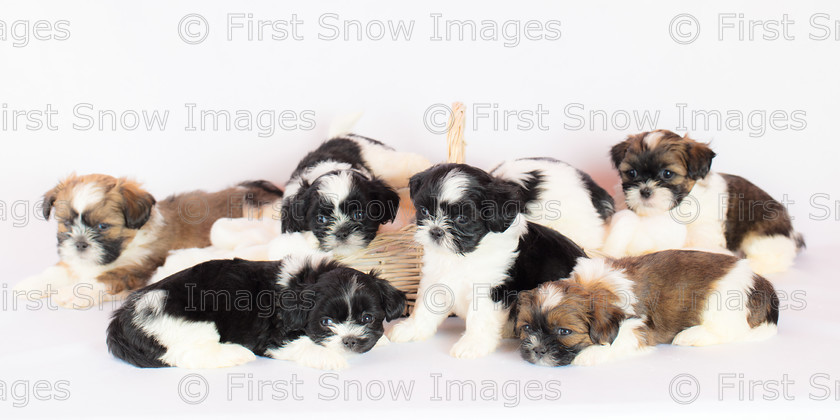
[107,254,405,369]
[491,157,615,250]
[280,134,428,254]
[387,163,586,359]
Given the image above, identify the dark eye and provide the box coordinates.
[351,210,365,221]
[661,170,674,180]
[361,314,374,324]
[557,328,572,336]
[316,215,328,224]
[521,324,532,333]
[62,220,73,227]
[320,318,334,327]
[97,223,110,231]
[418,206,430,217]
[454,215,469,224]
[626,169,638,179]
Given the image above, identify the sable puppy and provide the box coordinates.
[606,130,804,274]
[491,157,615,250]
[388,163,586,359]
[106,255,405,369]
[281,134,429,254]
[15,174,283,308]
[515,251,779,367]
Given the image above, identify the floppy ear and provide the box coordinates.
[281,285,316,331]
[485,180,524,233]
[684,140,716,180]
[370,270,406,321]
[509,289,533,332]
[368,178,400,225]
[280,184,314,233]
[587,294,626,345]
[41,185,59,220]
[609,139,631,169]
[119,181,156,229]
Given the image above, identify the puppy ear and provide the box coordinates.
[41,185,59,220]
[609,139,631,169]
[509,289,532,331]
[281,183,313,233]
[281,286,315,331]
[587,297,625,345]
[485,180,523,233]
[684,140,716,180]
[119,181,156,229]
[368,178,400,225]
[369,270,406,321]
[408,168,430,200]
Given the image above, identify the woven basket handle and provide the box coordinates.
[446,102,466,164]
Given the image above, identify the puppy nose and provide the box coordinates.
[640,187,652,198]
[75,242,89,251]
[429,227,444,239]
[336,231,349,240]
[342,337,358,349]
[533,346,548,356]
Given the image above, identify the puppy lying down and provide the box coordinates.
[107,254,405,370]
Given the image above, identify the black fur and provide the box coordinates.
[576,169,615,221]
[106,257,405,368]
[238,180,284,207]
[289,136,379,180]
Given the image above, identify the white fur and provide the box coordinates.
[70,183,105,214]
[740,233,799,275]
[571,257,637,315]
[624,180,675,216]
[603,209,687,257]
[437,170,470,204]
[349,135,431,189]
[266,336,348,370]
[388,215,528,358]
[572,318,653,366]
[277,253,334,287]
[491,158,609,250]
[643,131,665,148]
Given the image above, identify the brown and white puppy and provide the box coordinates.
[515,251,779,367]
[14,174,283,308]
[604,130,804,274]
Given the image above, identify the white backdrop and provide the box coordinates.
[1,1,838,418]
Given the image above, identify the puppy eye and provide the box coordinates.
[316,215,329,225]
[521,324,532,333]
[361,314,374,324]
[418,206,430,217]
[351,210,365,221]
[557,328,572,336]
[454,215,469,224]
[626,169,638,179]
[320,318,334,327]
[97,223,110,231]
[62,220,73,228]
[661,170,674,180]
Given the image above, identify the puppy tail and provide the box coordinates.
[792,232,806,252]
[328,111,364,138]
[106,294,169,368]
[238,180,284,217]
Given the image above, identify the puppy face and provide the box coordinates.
[610,130,716,215]
[42,174,156,266]
[282,170,399,254]
[299,267,405,353]
[409,164,522,255]
[515,279,626,366]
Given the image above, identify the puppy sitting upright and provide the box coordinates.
[605,130,804,274]
[280,134,428,254]
[15,174,283,308]
[107,255,405,369]
[387,164,586,359]
[515,251,779,367]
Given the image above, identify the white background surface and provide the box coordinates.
[1,1,838,418]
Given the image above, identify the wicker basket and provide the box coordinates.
[336,102,466,313]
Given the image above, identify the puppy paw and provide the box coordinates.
[387,318,435,343]
[571,344,613,366]
[449,335,498,359]
[297,350,348,370]
[672,325,722,347]
[54,284,104,309]
[177,343,256,369]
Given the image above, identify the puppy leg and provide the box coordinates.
[13,264,74,299]
[266,336,348,370]
[740,234,798,275]
[54,278,110,309]
[602,210,639,257]
[387,283,451,342]
[572,318,653,366]
[450,298,507,359]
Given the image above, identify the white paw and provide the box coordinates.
[449,335,498,359]
[672,326,722,347]
[54,284,104,309]
[571,344,613,366]
[373,335,391,348]
[297,349,348,370]
[387,318,435,343]
[177,343,256,369]
[13,275,51,299]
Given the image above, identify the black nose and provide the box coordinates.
[75,242,89,251]
[640,187,652,198]
[429,227,444,239]
[533,346,548,357]
[343,337,358,349]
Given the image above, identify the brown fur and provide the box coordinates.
[721,173,800,252]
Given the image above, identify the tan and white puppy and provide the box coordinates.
[515,251,779,367]
[604,130,804,274]
[14,174,283,308]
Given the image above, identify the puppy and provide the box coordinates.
[107,255,406,369]
[387,163,586,358]
[15,174,283,308]
[515,251,779,367]
[491,157,615,250]
[281,134,429,254]
[605,130,804,274]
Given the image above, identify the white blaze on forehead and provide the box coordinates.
[643,131,665,148]
[277,253,333,287]
[72,183,105,214]
[537,285,565,312]
[438,170,470,204]
[318,171,354,207]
